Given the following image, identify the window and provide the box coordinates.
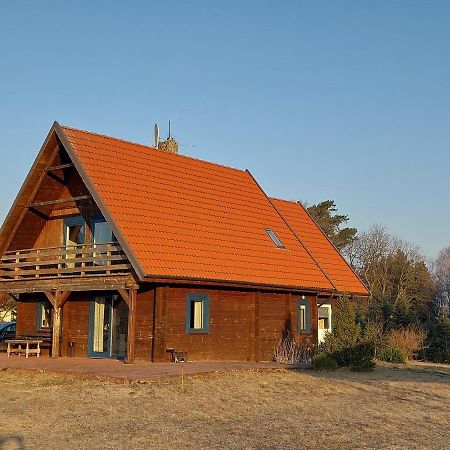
[186,294,209,333]
[265,228,285,249]
[318,306,331,330]
[64,216,85,269]
[297,298,310,333]
[37,301,53,329]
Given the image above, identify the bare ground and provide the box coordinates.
[0,362,449,450]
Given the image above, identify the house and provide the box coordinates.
[0,122,368,363]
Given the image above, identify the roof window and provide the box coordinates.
[265,228,285,249]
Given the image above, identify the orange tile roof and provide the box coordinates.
[271,198,369,295]
[60,125,366,294]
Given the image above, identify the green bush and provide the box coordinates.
[378,346,407,364]
[312,353,338,371]
[315,298,376,372]
[348,343,376,372]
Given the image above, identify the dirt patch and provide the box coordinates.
[0,363,449,449]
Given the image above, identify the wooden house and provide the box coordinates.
[0,123,368,363]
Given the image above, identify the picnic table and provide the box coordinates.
[6,339,43,358]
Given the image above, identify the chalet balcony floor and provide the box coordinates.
[0,353,280,383]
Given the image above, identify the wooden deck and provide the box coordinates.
[0,353,282,382]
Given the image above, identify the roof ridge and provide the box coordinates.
[60,124,246,175]
[269,196,299,205]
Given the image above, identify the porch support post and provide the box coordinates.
[45,290,70,358]
[125,288,137,364]
[52,306,62,358]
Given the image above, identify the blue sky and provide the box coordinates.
[0,1,449,259]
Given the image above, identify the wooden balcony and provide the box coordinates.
[0,243,135,293]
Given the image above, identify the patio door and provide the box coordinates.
[89,295,128,359]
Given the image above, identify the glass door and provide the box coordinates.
[92,218,115,265]
[89,295,128,359]
[89,297,112,358]
[64,216,85,269]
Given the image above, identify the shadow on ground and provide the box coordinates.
[286,361,450,384]
[0,434,25,450]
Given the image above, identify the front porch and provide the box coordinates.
[0,242,140,363]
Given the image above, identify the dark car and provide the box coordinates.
[0,322,16,342]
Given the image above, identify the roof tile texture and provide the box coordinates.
[62,127,336,290]
[272,198,368,295]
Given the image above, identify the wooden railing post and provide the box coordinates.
[15,252,20,280]
[35,249,40,278]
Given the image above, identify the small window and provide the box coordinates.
[37,301,53,329]
[186,294,209,333]
[298,299,310,333]
[265,228,285,249]
[318,306,331,331]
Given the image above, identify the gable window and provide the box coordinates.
[298,298,310,333]
[265,228,285,249]
[37,301,53,330]
[186,294,209,333]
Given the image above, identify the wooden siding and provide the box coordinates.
[153,287,320,362]
[15,285,320,362]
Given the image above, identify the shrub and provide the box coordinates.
[424,318,450,363]
[315,297,376,372]
[272,335,316,364]
[378,346,407,364]
[319,297,361,367]
[362,321,385,355]
[347,343,376,372]
[386,324,427,360]
[312,353,338,371]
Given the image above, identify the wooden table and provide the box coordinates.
[6,339,43,358]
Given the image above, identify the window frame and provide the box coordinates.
[36,301,53,331]
[91,216,116,244]
[185,293,210,334]
[297,299,310,334]
[264,228,285,249]
[63,215,86,246]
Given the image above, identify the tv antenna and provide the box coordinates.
[154,123,160,147]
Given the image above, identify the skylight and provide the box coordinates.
[265,228,285,249]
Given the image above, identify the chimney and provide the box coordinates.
[156,121,179,154]
[158,137,179,154]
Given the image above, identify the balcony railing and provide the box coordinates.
[0,242,132,281]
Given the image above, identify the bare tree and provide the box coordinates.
[433,246,450,318]
[0,294,17,322]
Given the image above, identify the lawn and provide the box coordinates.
[0,363,449,449]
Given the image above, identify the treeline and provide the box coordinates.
[308,201,450,364]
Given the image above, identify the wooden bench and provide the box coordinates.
[6,339,43,358]
[17,334,52,356]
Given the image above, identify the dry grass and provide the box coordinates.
[0,363,449,450]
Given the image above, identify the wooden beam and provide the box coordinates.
[52,306,62,358]
[27,195,92,209]
[57,291,71,309]
[28,207,49,220]
[125,288,137,364]
[45,163,74,172]
[44,291,56,307]
[46,171,65,185]
[118,288,131,307]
